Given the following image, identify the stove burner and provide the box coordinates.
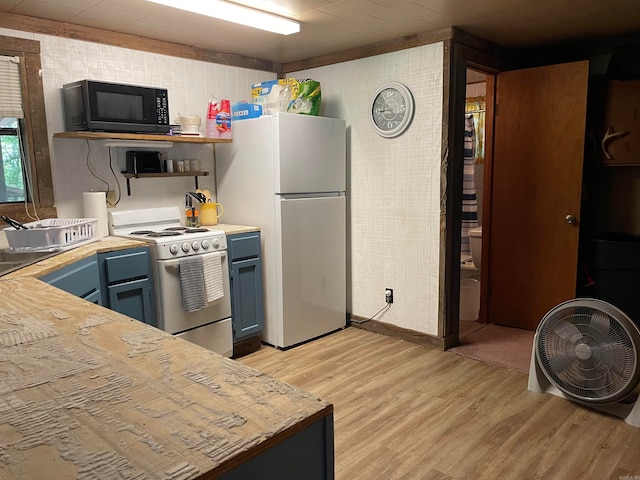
[130,230,155,235]
[164,227,187,231]
[184,228,209,233]
[147,231,183,237]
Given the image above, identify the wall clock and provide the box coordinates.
[370,81,415,138]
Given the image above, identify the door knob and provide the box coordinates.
[565,214,577,225]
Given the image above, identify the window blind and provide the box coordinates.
[0,55,24,119]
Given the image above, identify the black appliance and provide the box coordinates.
[125,151,163,174]
[62,80,170,134]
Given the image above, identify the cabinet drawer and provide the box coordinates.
[102,248,150,283]
[228,232,261,261]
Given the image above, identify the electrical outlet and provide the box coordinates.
[106,190,117,205]
[385,288,394,304]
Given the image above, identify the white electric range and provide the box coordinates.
[109,206,232,356]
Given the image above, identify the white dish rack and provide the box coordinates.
[3,218,98,252]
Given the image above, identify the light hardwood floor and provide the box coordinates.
[240,327,640,480]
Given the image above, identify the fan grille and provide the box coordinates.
[536,301,640,404]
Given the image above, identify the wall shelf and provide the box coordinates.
[53,131,232,144]
[54,131,229,196]
[122,171,209,195]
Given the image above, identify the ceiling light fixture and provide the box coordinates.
[145,0,300,35]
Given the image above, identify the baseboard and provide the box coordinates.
[349,315,445,350]
[232,335,262,358]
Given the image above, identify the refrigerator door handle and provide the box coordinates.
[277,191,345,199]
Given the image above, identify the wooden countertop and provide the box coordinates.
[2,236,147,279]
[2,225,260,279]
[0,276,331,479]
[205,224,260,235]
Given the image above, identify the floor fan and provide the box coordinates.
[528,298,640,427]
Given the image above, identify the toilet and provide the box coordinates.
[460,226,482,320]
[469,226,482,269]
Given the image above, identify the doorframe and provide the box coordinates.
[442,33,513,349]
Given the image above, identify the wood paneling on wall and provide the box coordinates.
[0,12,278,73]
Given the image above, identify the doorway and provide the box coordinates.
[450,61,590,372]
[453,67,534,374]
[458,68,488,337]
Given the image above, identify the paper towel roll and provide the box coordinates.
[83,191,108,237]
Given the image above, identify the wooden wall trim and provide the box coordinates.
[0,12,280,73]
[24,50,54,207]
[349,316,445,350]
[0,34,39,54]
[0,14,513,78]
[282,27,454,73]
[451,28,513,63]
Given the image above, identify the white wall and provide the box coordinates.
[0,27,274,219]
[2,26,445,336]
[292,43,444,335]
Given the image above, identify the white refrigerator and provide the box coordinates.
[216,112,346,348]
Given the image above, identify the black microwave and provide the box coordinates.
[62,80,170,134]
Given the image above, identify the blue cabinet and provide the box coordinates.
[40,247,155,326]
[40,255,102,305]
[227,232,264,352]
[98,247,156,326]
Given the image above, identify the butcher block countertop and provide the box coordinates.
[2,223,261,280]
[0,230,333,479]
[0,276,332,479]
[206,224,260,235]
[2,236,147,279]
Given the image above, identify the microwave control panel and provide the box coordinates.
[156,90,169,126]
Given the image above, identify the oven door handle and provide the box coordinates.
[160,251,226,270]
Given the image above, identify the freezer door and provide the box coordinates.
[277,195,346,347]
[275,113,346,194]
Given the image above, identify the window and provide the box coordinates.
[0,117,27,202]
[0,35,55,223]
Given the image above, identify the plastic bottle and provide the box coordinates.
[216,99,232,139]
[206,95,220,138]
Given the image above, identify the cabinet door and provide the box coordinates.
[40,255,102,304]
[99,247,156,326]
[107,278,155,326]
[230,257,264,341]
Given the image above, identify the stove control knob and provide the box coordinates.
[212,239,220,249]
[181,242,190,253]
[201,240,210,250]
[191,241,201,251]
[169,244,179,255]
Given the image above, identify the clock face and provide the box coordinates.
[370,82,414,138]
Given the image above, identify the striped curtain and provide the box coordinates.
[461,114,478,255]
[465,96,485,164]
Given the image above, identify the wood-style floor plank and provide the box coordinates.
[240,327,640,480]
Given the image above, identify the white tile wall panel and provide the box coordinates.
[1,26,444,335]
[0,27,274,221]
[292,42,444,335]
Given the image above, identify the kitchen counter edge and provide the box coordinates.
[1,225,260,279]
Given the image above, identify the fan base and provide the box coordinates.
[528,343,640,427]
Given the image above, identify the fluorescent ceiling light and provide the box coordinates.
[146,0,300,35]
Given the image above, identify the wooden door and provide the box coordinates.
[487,61,589,331]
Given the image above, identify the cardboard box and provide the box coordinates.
[232,102,262,121]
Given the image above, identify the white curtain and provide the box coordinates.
[0,55,24,119]
[461,114,478,255]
